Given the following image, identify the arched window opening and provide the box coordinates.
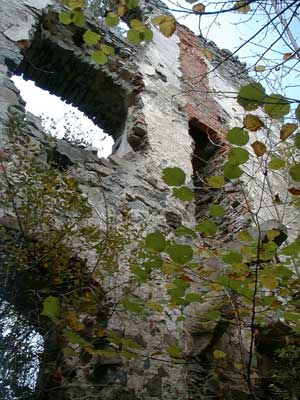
[0,301,43,400]
[12,76,113,158]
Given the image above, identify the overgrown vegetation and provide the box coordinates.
[1,0,300,398]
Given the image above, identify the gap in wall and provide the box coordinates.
[189,119,219,219]
[12,76,114,158]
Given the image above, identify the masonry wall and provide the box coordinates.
[0,1,298,399]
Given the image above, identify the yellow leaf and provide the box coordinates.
[280,123,297,141]
[151,15,166,25]
[95,327,106,337]
[254,65,266,72]
[243,114,264,131]
[289,187,300,196]
[270,300,282,308]
[283,52,295,60]
[234,362,243,370]
[118,5,127,16]
[261,275,278,290]
[251,140,266,157]
[209,283,222,291]
[266,229,280,241]
[202,48,213,60]
[66,312,84,331]
[145,301,164,312]
[162,262,181,275]
[234,1,251,13]
[159,19,176,37]
[213,349,226,359]
[192,3,206,13]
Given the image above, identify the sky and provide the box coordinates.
[13,0,300,157]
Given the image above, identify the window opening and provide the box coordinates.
[189,119,219,218]
[12,76,114,158]
[0,300,43,400]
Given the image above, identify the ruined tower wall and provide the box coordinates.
[0,1,298,399]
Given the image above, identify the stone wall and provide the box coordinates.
[0,1,298,399]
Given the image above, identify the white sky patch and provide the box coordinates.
[12,76,114,158]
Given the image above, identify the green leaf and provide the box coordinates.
[268,157,285,170]
[213,349,226,359]
[83,30,101,45]
[143,255,163,269]
[130,19,146,32]
[264,94,290,119]
[59,11,72,25]
[127,29,142,44]
[41,296,60,321]
[162,167,186,186]
[295,103,300,122]
[145,231,166,252]
[122,298,144,313]
[101,44,115,56]
[126,0,139,9]
[283,311,300,322]
[167,344,183,358]
[223,162,243,179]
[237,82,266,111]
[65,331,90,347]
[63,0,85,9]
[63,347,79,356]
[222,251,243,264]
[196,219,218,236]
[209,204,225,217]
[228,147,249,165]
[227,128,249,146]
[130,265,149,281]
[238,230,253,241]
[92,51,107,65]
[175,226,197,239]
[280,236,300,257]
[206,175,225,188]
[141,28,153,43]
[167,244,193,264]
[71,10,86,27]
[105,12,119,27]
[204,309,221,321]
[172,186,194,201]
[295,133,300,150]
[185,293,203,303]
[260,275,278,290]
[290,163,300,181]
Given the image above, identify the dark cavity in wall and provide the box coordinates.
[189,119,219,219]
[14,18,128,141]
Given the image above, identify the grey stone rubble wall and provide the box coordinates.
[1,1,298,399]
[0,2,195,399]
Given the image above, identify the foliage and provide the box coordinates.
[3,0,300,398]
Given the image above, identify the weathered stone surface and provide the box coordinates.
[0,1,299,400]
